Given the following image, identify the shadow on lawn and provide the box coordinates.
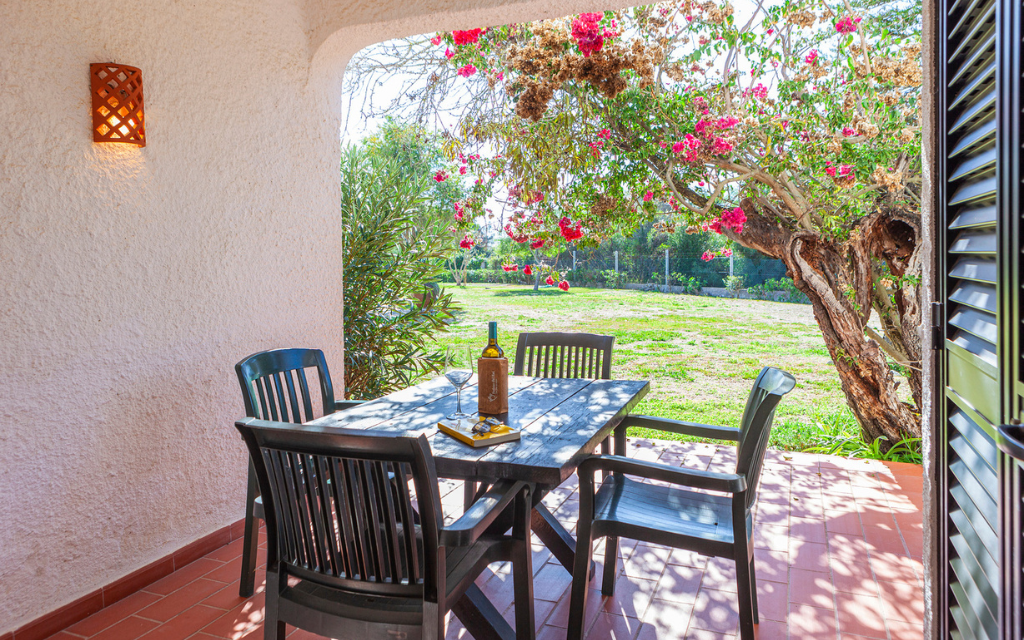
[491,287,569,297]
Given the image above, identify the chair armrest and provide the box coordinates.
[578,455,747,494]
[439,479,526,547]
[617,415,741,441]
[333,400,365,411]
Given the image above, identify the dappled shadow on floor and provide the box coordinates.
[47,441,924,640]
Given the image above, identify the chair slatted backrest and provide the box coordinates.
[235,348,336,423]
[734,367,796,510]
[235,419,444,599]
[514,332,614,380]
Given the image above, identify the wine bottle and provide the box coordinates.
[481,321,504,358]
[477,321,508,414]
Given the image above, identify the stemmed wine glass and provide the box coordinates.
[444,346,475,421]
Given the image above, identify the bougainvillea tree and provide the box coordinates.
[345,0,923,443]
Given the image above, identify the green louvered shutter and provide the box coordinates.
[939,0,1022,635]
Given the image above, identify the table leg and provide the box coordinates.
[531,503,577,572]
[452,585,516,640]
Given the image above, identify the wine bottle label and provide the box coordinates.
[477,357,509,414]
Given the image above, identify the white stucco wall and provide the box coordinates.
[0,0,628,632]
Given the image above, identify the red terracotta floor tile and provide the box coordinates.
[788,603,837,640]
[689,589,740,634]
[532,563,575,603]
[137,578,225,622]
[138,605,226,640]
[65,590,161,637]
[89,616,160,640]
[142,558,224,596]
[701,558,739,594]
[754,580,787,623]
[835,591,888,639]
[653,564,704,604]
[788,567,834,609]
[788,540,829,573]
[876,578,925,623]
[885,617,925,640]
[789,517,827,544]
[601,576,657,619]
[200,598,265,638]
[643,597,695,635]
[752,619,788,639]
[585,612,641,640]
[752,549,789,584]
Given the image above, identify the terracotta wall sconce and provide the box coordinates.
[91,62,145,146]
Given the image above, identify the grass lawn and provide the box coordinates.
[429,283,864,452]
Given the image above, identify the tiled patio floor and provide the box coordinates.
[45,439,924,640]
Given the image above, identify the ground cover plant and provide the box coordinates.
[429,284,921,458]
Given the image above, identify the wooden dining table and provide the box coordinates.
[306,374,649,640]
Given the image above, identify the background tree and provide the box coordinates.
[346,0,923,445]
[341,142,459,399]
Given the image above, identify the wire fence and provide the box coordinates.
[442,246,810,303]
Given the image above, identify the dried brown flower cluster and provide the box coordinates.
[590,194,617,217]
[832,174,857,189]
[881,91,900,106]
[872,166,905,193]
[506,23,663,121]
[827,136,844,154]
[653,220,677,233]
[871,47,923,87]
[786,10,817,28]
[897,127,916,144]
[853,116,879,138]
[704,2,734,24]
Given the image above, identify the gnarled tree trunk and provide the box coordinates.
[728,200,922,444]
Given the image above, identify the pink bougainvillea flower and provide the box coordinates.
[711,137,734,154]
[430,34,443,46]
[767,28,774,34]
[721,248,734,257]
[510,264,518,272]
[597,128,612,140]
[452,28,484,45]
[842,127,857,137]
[454,211,465,222]
[545,275,555,286]
[698,181,706,186]
[457,64,477,77]
[716,116,740,129]
[835,16,861,34]
[434,170,448,182]
[558,280,570,292]
[459,235,475,249]
[701,251,715,262]
[444,47,454,60]
[695,119,711,136]
[720,207,746,233]
[805,49,819,64]
[571,12,613,57]
[659,141,668,148]
[504,223,528,243]
[671,141,686,153]
[530,238,545,249]
[643,190,653,202]
[496,71,504,81]
[459,165,467,175]
[523,265,533,276]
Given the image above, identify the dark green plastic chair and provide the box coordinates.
[567,367,796,640]
[235,418,535,640]
[234,348,363,597]
[513,331,614,380]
